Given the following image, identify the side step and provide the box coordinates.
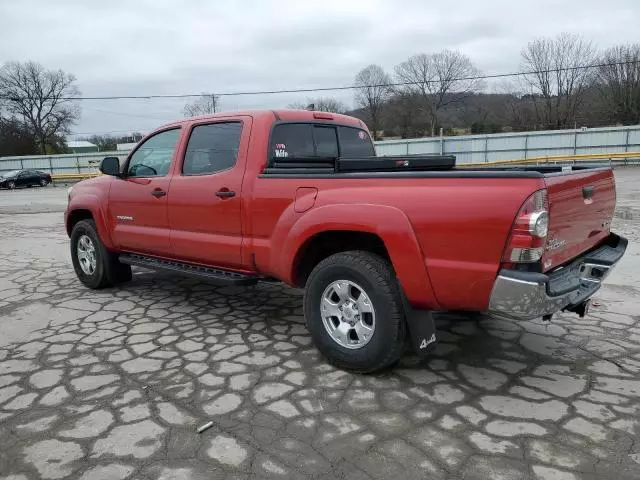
[119,253,259,285]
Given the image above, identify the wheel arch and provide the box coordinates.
[293,230,390,287]
[277,203,439,309]
[66,209,94,235]
[66,198,115,250]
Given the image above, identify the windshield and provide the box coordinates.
[1,170,20,178]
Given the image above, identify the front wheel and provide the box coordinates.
[70,219,132,289]
[39,178,49,187]
[7,181,15,190]
[304,251,406,373]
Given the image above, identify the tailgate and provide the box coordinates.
[542,168,616,271]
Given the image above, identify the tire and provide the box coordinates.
[39,178,48,187]
[304,251,406,373]
[7,181,15,190]
[70,219,132,289]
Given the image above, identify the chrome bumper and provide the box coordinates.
[488,234,627,321]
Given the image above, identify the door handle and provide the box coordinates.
[215,190,236,198]
[151,189,166,198]
[582,185,595,199]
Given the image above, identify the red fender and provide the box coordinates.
[66,194,115,250]
[270,204,439,309]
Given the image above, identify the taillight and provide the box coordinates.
[502,189,549,264]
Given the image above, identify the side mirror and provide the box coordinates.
[100,156,121,176]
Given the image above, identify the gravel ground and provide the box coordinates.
[0,169,639,479]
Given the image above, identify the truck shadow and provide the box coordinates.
[127,269,600,382]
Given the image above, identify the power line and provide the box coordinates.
[81,106,172,121]
[2,60,638,102]
[70,129,147,136]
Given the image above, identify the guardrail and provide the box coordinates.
[52,172,101,181]
[50,151,640,182]
[458,151,640,167]
[375,124,640,163]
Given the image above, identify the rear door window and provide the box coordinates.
[183,122,242,175]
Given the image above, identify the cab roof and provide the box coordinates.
[157,109,366,132]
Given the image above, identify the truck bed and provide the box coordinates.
[263,154,611,178]
[263,153,616,274]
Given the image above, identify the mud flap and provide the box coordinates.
[401,293,437,358]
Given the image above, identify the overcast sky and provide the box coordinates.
[1,0,639,138]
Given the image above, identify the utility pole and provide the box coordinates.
[211,94,218,113]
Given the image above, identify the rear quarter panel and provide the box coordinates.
[404,178,541,309]
[247,175,541,311]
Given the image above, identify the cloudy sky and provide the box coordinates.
[1,0,638,138]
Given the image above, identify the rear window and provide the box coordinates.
[313,126,338,157]
[271,124,315,158]
[270,123,373,162]
[339,126,375,157]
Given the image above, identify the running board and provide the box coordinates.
[119,253,259,285]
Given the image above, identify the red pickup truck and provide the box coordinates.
[65,109,627,372]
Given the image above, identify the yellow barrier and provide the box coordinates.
[51,151,640,181]
[52,173,101,181]
[459,151,640,167]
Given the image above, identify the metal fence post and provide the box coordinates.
[20,158,24,169]
[48,157,53,175]
[573,129,578,155]
[524,134,529,159]
[76,156,81,173]
[625,129,630,152]
[484,135,489,163]
[439,128,444,155]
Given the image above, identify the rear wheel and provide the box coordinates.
[304,251,406,373]
[70,219,132,289]
[7,181,15,190]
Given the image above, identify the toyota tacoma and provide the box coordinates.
[65,110,627,372]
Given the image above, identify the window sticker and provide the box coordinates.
[274,143,288,158]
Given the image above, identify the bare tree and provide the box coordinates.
[288,97,348,113]
[183,93,220,117]
[383,91,427,138]
[494,80,537,131]
[521,33,596,129]
[596,44,640,125]
[354,65,391,140]
[0,61,80,154]
[395,50,482,136]
[85,134,117,152]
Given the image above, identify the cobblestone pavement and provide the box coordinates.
[0,174,639,480]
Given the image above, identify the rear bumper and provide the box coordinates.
[488,233,627,321]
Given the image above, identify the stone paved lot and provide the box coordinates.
[0,170,639,480]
